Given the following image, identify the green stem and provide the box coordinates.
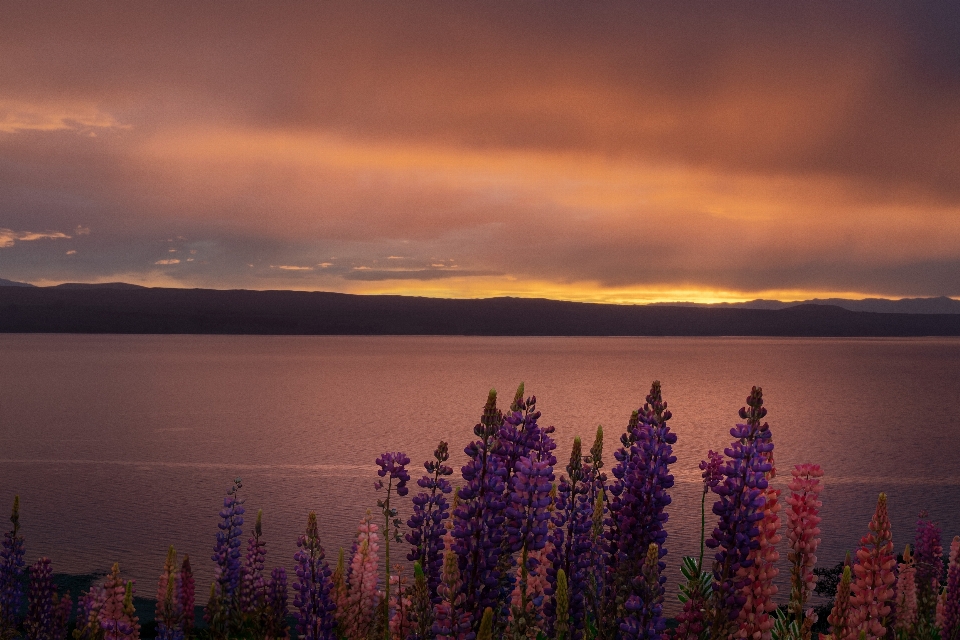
[384,477,392,640]
[698,489,706,573]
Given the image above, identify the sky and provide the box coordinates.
[2,1,960,303]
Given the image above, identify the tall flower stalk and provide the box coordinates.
[784,463,823,640]
[914,512,943,632]
[179,555,195,639]
[156,546,183,640]
[241,509,268,625]
[24,557,57,640]
[293,512,337,640]
[849,493,896,640]
[207,477,245,637]
[0,496,25,638]
[940,536,960,640]
[375,451,411,639]
[707,386,773,638]
[343,513,381,640]
[407,441,454,603]
[894,545,918,638]
[99,563,139,639]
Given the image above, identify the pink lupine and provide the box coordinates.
[848,493,896,640]
[100,563,140,639]
[894,545,917,636]
[940,536,960,640]
[388,564,413,640]
[343,513,381,640]
[508,544,552,637]
[826,564,852,640]
[156,546,183,639]
[734,452,781,640]
[785,463,823,639]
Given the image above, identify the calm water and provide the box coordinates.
[1,335,959,608]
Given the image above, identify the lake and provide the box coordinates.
[1,334,959,609]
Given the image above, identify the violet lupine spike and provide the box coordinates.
[785,463,823,640]
[496,384,543,491]
[940,536,960,640]
[179,555,195,638]
[293,512,337,640]
[607,382,677,640]
[407,441,454,604]
[452,389,509,629]
[24,557,56,640]
[848,493,896,640]
[209,477,245,636]
[241,509,268,619]
[376,450,411,640]
[266,566,290,640]
[546,437,593,639]
[914,511,944,622]
[0,495,26,637]
[706,386,773,638]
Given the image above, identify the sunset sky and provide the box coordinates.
[2,1,959,303]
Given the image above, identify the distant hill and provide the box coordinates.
[655,296,960,314]
[0,278,35,288]
[2,286,960,336]
[53,282,147,290]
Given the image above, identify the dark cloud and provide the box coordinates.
[1,1,959,300]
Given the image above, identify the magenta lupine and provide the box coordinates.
[74,584,106,640]
[608,382,677,640]
[266,566,290,639]
[344,513,381,640]
[53,591,71,640]
[433,548,473,640]
[452,390,509,629]
[388,565,413,639]
[407,441,454,603]
[293,512,337,640]
[99,564,139,639]
[940,536,960,640]
[24,557,56,640]
[914,512,944,624]
[894,545,918,636]
[707,387,773,638]
[735,447,781,640]
[179,555,195,638]
[0,496,25,636]
[848,493,896,640]
[785,463,823,639]
[208,477,245,636]
[156,546,184,640]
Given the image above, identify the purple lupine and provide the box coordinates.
[292,512,337,640]
[208,477,245,636]
[24,557,56,640]
[407,441,454,603]
[375,450,411,639]
[433,548,474,640]
[74,584,106,640]
[496,384,544,492]
[914,512,944,622]
[0,496,25,636]
[266,566,290,639]
[941,536,960,640]
[706,386,773,638]
[241,509,268,620]
[452,389,509,629]
[546,437,593,639]
[606,382,676,640]
[179,555,195,638]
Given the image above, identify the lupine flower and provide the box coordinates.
[266,566,290,640]
[452,390,509,628]
[0,495,25,636]
[826,564,852,640]
[785,463,823,640]
[914,512,944,623]
[939,536,960,640]
[388,564,413,639]
[894,545,918,636]
[343,513,381,640]
[432,548,473,640]
[508,547,548,639]
[583,424,608,628]
[293,512,337,640]
[100,563,139,639]
[24,557,56,640]
[707,386,773,638]
[156,546,184,640]
[241,509,268,620]
[621,543,666,640]
[496,384,543,485]
[607,382,677,640]
[554,569,570,640]
[734,448,781,640]
[407,441,454,603]
[74,584,106,640]
[376,451,411,640]
[673,557,711,640]
[848,493,896,639]
[547,437,592,638]
[410,562,433,640]
[179,555,195,638]
[208,477,245,637]
[53,591,72,640]
[477,607,494,640]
